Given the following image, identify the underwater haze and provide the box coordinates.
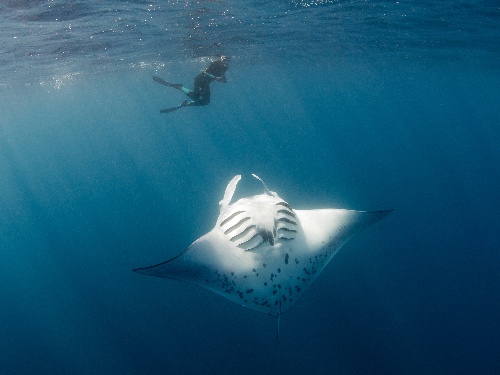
[1,1,499,374]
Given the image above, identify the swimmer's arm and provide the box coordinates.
[204,71,227,82]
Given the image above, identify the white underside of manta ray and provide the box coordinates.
[133,174,393,317]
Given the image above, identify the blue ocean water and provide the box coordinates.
[1,1,499,374]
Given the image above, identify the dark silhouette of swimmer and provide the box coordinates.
[153,56,230,114]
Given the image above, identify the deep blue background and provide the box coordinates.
[1,0,500,372]
[1,60,499,374]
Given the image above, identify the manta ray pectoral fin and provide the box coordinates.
[133,230,270,312]
[132,232,221,281]
[132,252,185,279]
[295,208,394,254]
[133,230,258,281]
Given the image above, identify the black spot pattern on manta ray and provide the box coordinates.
[292,251,335,288]
[205,255,330,312]
[219,272,236,294]
[205,253,339,313]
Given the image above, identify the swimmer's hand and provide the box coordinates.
[215,76,227,83]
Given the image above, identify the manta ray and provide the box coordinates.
[134,174,392,318]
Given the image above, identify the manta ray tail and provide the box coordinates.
[277,301,282,347]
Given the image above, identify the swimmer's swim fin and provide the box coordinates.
[153,76,183,89]
[160,105,183,114]
[160,100,190,114]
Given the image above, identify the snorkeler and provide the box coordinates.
[153,55,230,114]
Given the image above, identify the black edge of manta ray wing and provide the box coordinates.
[362,208,394,217]
[365,209,394,222]
[132,247,190,279]
[342,208,395,235]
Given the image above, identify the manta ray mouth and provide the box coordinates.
[220,200,298,251]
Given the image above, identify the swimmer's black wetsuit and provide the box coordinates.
[153,58,229,113]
